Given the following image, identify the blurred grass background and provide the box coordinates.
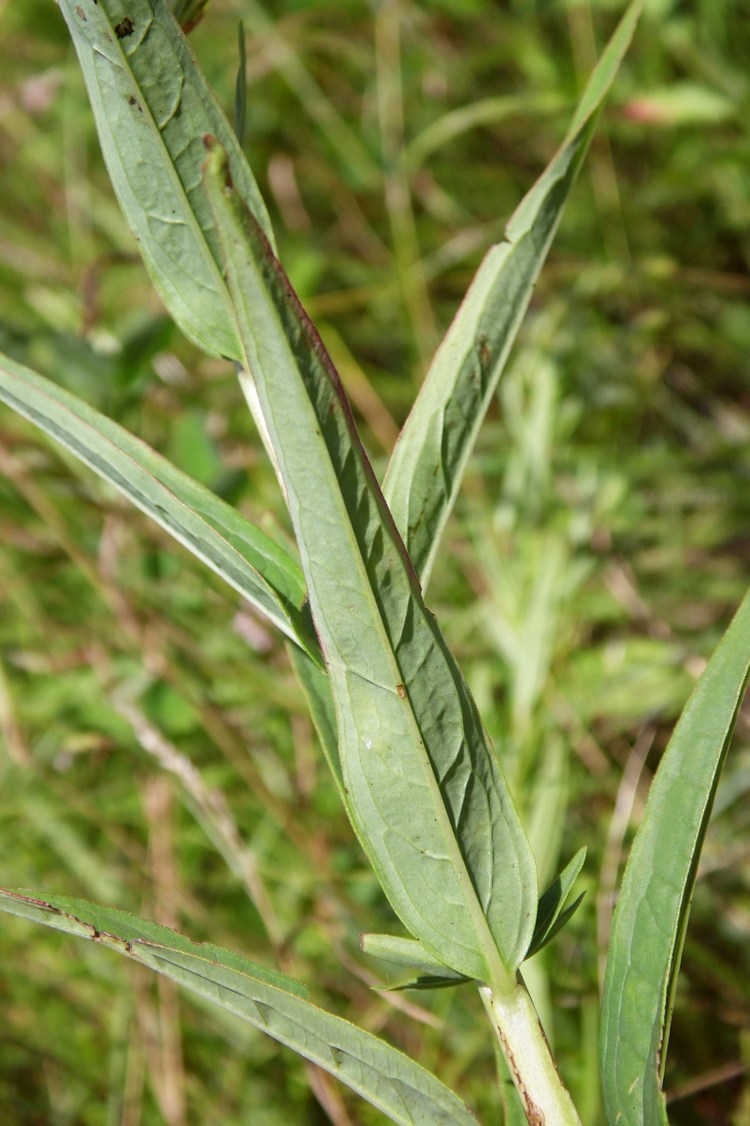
[1,0,749,1122]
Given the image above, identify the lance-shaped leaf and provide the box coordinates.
[0,351,320,660]
[361,934,470,991]
[0,891,477,1126]
[383,0,643,586]
[524,847,586,960]
[204,144,538,985]
[600,590,750,1125]
[59,0,274,361]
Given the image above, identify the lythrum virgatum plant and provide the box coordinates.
[0,2,749,1123]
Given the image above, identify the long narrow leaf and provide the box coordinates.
[526,846,586,960]
[0,351,320,660]
[0,891,477,1126]
[600,590,750,1125]
[361,934,470,991]
[204,144,538,985]
[383,0,643,586]
[59,0,275,361]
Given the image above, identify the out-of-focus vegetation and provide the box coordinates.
[0,1,748,1122]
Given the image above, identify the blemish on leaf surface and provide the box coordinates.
[114,17,134,37]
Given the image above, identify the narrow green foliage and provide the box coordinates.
[0,352,319,659]
[14,1,744,1122]
[526,847,586,960]
[0,891,477,1126]
[361,933,471,991]
[203,141,538,985]
[59,0,274,360]
[383,0,644,587]
[601,590,750,1125]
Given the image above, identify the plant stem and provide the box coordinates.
[480,979,582,1126]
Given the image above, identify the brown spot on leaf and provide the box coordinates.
[75,5,86,18]
[396,683,406,699]
[115,17,134,37]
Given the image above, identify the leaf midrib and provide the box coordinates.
[220,191,507,983]
[80,1,239,351]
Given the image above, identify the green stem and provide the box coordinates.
[480,979,582,1126]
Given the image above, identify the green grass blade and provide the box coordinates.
[0,351,320,660]
[59,0,274,361]
[0,891,477,1126]
[205,144,538,985]
[383,0,643,585]
[600,590,750,1125]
